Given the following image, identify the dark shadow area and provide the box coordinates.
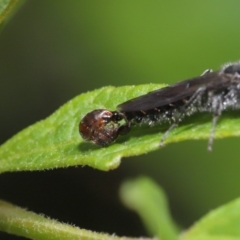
[0,168,147,239]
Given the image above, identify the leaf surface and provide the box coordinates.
[183,197,240,240]
[1,84,240,173]
[120,177,179,240]
[0,199,153,240]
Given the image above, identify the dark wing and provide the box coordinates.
[117,71,222,112]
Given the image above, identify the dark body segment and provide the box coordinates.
[118,72,234,112]
[118,70,240,127]
[118,61,240,112]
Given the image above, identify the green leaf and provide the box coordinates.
[120,176,179,240]
[0,0,20,24]
[182,197,240,240]
[1,83,240,173]
[0,199,154,240]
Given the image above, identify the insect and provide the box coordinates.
[79,61,240,150]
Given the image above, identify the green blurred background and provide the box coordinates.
[1,1,240,239]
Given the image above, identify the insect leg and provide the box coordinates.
[160,87,206,147]
[208,95,222,151]
[201,69,213,76]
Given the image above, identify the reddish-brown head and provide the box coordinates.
[79,109,121,146]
